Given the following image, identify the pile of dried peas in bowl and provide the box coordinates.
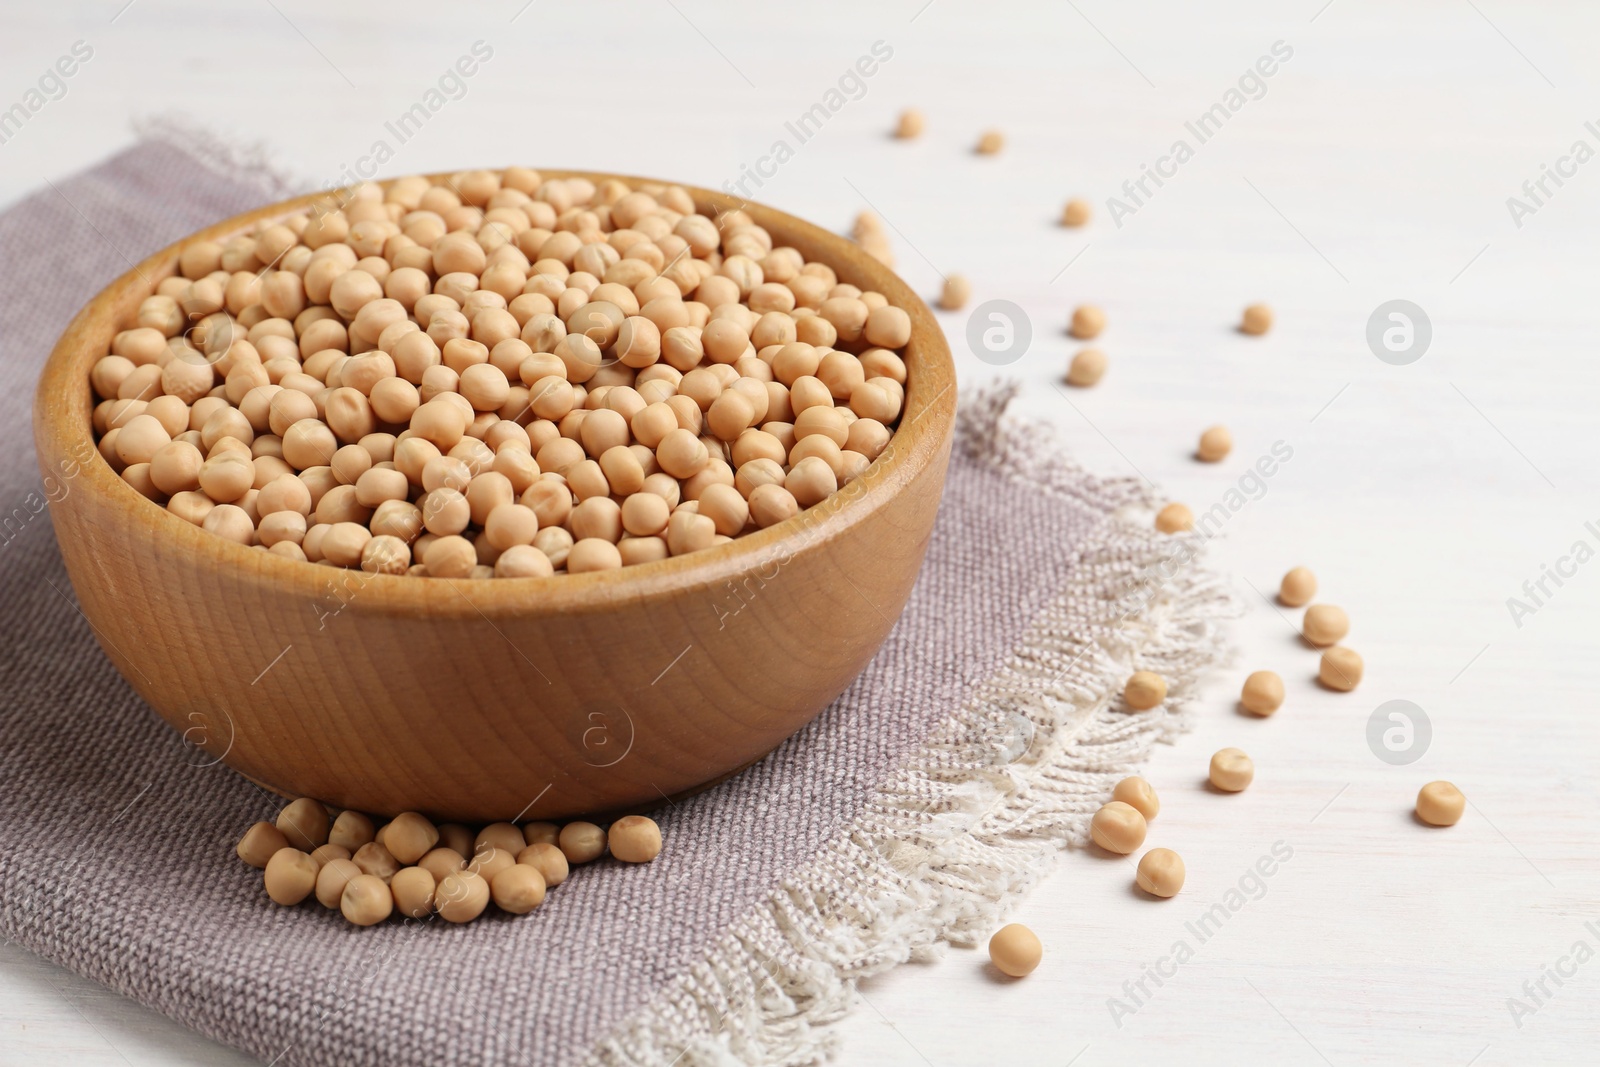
[89,168,910,577]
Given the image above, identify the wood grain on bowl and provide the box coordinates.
[33,170,956,821]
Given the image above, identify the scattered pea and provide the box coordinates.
[390,866,436,919]
[1318,646,1363,691]
[474,822,526,856]
[1209,748,1254,792]
[1111,776,1159,820]
[559,821,607,864]
[1091,801,1148,853]
[263,848,318,905]
[938,274,971,311]
[340,873,394,926]
[417,847,466,884]
[894,108,925,139]
[1240,303,1273,336]
[1155,503,1193,533]
[1135,848,1185,898]
[467,846,516,885]
[314,858,362,909]
[1240,671,1284,716]
[1416,781,1465,827]
[276,797,330,851]
[517,842,569,887]
[236,821,289,869]
[1197,425,1232,463]
[857,229,894,268]
[1302,604,1349,647]
[976,130,1005,155]
[1069,304,1105,340]
[988,923,1042,977]
[1060,198,1091,227]
[1066,348,1107,387]
[1278,566,1317,607]
[352,841,400,882]
[1123,671,1167,711]
[435,870,490,923]
[328,810,376,851]
[608,815,663,863]
[382,811,440,865]
[491,864,547,914]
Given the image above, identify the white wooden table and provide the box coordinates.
[4,2,1598,1063]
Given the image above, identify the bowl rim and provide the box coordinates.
[33,168,956,619]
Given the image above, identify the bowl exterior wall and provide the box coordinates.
[46,430,948,820]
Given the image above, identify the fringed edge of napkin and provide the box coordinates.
[584,383,1238,1066]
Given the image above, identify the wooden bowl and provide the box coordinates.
[32,170,956,822]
